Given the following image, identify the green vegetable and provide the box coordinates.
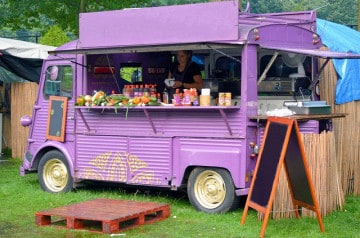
[148,101,161,106]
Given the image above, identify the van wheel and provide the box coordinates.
[187,167,239,213]
[38,150,73,193]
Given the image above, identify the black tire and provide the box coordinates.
[38,150,73,193]
[187,167,239,213]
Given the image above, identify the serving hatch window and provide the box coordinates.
[259,55,312,78]
[213,56,241,97]
[170,53,206,78]
[214,56,241,79]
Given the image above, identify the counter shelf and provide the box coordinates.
[249,113,347,121]
[74,105,241,135]
[74,105,240,111]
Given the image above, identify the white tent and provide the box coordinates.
[0,37,55,59]
[0,38,56,83]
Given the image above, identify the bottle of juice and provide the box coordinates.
[163,87,169,104]
[183,89,191,106]
[124,85,130,98]
[193,90,199,106]
[129,85,134,98]
[143,84,150,97]
[139,84,144,97]
[150,84,157,97]
[174,88,181,106]
[134,85,139,97]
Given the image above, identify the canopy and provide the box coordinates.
[317,19,360,104]
[0,37,56,83]
[260,45,360,59]
[0,37,55,59]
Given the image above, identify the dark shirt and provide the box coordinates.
[170,61,201,84]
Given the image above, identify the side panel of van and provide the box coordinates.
[75,135,172,187]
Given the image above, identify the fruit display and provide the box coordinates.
[75,90,161,107]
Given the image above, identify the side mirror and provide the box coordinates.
[50,66,59,81]
[21,115,32,127]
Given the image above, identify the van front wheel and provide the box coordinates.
[38,150,73,193]
[187,167,239,213]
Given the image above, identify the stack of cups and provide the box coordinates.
[200,88,211,106]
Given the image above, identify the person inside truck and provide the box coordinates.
[167,50,202,92]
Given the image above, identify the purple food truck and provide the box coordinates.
[19,1,358,213]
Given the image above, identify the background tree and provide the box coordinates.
[0,0,358,41]
[316,0,358,26]
[39,25,70,47]
[0,0,150,36]
[244,0,358,27]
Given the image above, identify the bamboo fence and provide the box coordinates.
[259,131,344,220]
[319,55,360,196]
[0,84,11,151]
[301,132,344,217]
[10,82,38,159]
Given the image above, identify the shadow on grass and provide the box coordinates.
[76,180,190,203]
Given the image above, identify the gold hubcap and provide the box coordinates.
[43,159,68,192]
[194,170,226,209]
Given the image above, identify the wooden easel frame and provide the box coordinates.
[46,96,68,142]
[240,117,324,238]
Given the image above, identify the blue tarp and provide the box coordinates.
[317,19,360,104]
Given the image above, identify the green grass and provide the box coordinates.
[1,159,359,238]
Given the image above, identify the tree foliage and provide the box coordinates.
[39,25,70,47]
[245,0,358,26]
[0,0,150,35]
[0,0,358,40]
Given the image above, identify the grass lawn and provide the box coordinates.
[1,158,359,238]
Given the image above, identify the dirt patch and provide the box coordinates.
[0,221,15,235]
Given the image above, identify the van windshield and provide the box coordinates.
[43,65,73,99]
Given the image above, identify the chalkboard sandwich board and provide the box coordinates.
[240,116,324,238]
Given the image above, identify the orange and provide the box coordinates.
[141,96,150,104]
[94,91,104,99]
[133,97,141,105]
[76,96,85,106]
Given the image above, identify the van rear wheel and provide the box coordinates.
[38,150,73,193]
[187,167,239,213]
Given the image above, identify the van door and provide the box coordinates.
[25,61,75,165]
[42,63,75,142]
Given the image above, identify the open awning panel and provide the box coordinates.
[260,45,360,59]
[79,1,239,49]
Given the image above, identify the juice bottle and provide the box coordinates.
[174,88,181,106]
[163,87,169,104]
[143,84,150,97]
[183,89,191,106]
[134,85,139,97]
[150,84,157,97]
[139,84,144,97]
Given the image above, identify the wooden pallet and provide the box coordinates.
[35,198,170,234]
